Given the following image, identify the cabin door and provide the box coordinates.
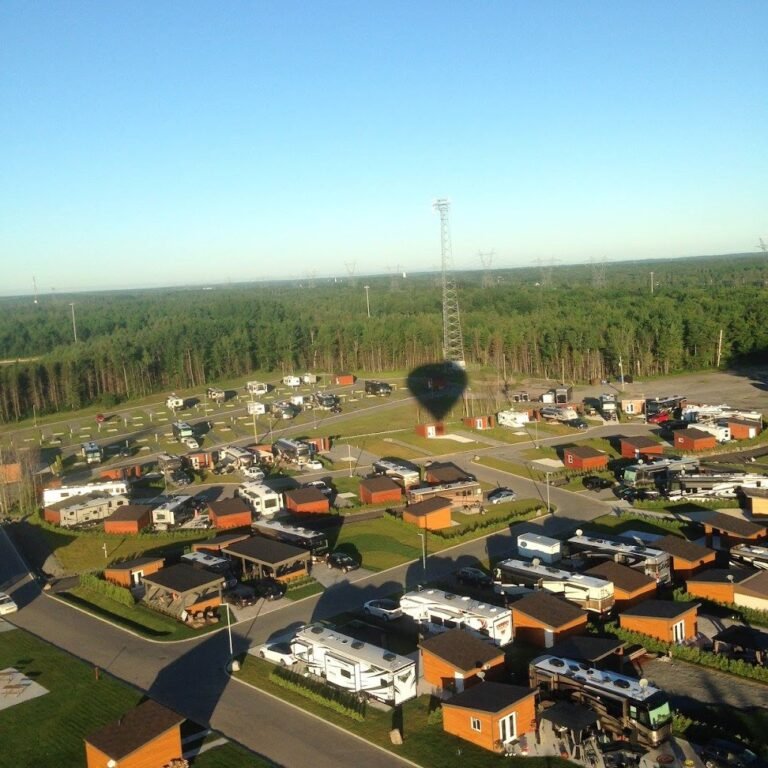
[544,629,554,648]
[672,620,685,643]
[131,570,143,586]
[499,712,517,744]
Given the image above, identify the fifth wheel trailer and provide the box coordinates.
[291,624,416,705]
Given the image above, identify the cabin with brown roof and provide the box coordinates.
[142,564,224,622]
[84,699,184,768]
[620,435,664,460]
[358,476,402,505]
[619,599,699,643]
[462,415,494,430]
[584,561,656,607]
[740,487,768,517]
[734,570,768,613]
[103,504,153,535]
[674,427,717,452]
[702,512,767,549]
[419,629,506,694]
[415,422,445,439]
[654,534,717,577]
[728,418,762,441]
[223,536,310,582]
[104,556,165,588]
[403,496,452,531]
[685,568,754,604]
[284,487,330,514]
[510,592,588,648]
[207,497,252,530]
[441,682,537,754]
[562,445,608,472]
[424,461,472,485]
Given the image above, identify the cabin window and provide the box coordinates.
[470,717,481,732]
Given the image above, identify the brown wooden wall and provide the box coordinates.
[403,506,452,531]
[619,607,697,642]
[511,612,588,648]
[420,649,505,691]
[85,726,182,768]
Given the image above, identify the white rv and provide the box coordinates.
[166,394,184,409]
[247,401,267,416]
[302,372,318,384]
[220,445,254,468]
[151,496,195,530]
[399,588,513,646]
[493,558,614,614]
[291,624,416,706]
[43,480,130,507]
[497,410,530,428]
[282,375,301,388]
[540,406,579,422]
[237,482,283,517]
[289,394,305,407]
[246,381,269,396]
[516,533,562,564]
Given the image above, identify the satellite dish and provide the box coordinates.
[532,558,541,567]
[107,761,117,768]
[727,574,735,583]
[639,678,649,689]
[576,529,583,537]
[477,670,486,680]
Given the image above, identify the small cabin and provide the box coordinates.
[562,445,608,472]
[619,599,699,643]
[415,422,445,439]
[284,487,330,514]
[403,496,452,531]
[674,428,717,452]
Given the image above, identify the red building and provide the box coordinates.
[415,422,445,438]
[619,599,699,643]
[686,568,753,604]
[334,373,356,386]
[358,476,402,505]
[462,415,494,430]
[584,561,656,608]
[673,428,717,452]
[104,556,165,588]
[103,504,153,535]
[728,418,762,441]
[511,592,588,648]
[284,487,330,514]
[620,436,665,460]
[654,534,716,577]
[403,496,452,530]
[562,445,608,472]
[207,497,252,530]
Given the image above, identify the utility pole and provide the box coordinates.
[69,303,78,342]
[619,355,625,391]
[716,329,724,367]
[650,272,654,295]
[364,285,370,318]
[434,199,465,367]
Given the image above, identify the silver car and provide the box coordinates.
[0,592,18,616]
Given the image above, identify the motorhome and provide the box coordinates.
[399,588,513,646]
[172,421,194,441]
[289,394,305,407]
[730,543,768,570]
[645,396,686,423]
[251,518,328,559]
[80,441,103,464]
[600,394,617,414]
[302,373,318,384]
[683,404,763,425]
[529,655,672,747]
[314,392,338,410]
[273,401,299,419]
[282,375,301,388]
[151,496,195,530]
[246,381,269,396]
[621,457,699,488]
[43,480,130,507]
[516,533,562,564]
[237,483,283,518]
[497,410,530,428]
[166,394,184,409]
[157,453,183,473]
[364,380,392,396]
[540,406,578,422]
[206,387,225,402]
[372,459,421,489]
[220,445,254,468]
[406,480,483,510]
[291,624,416,705]
[567,533,672,584]
[272,438,313,464]
[493,559,614,614]
[247,401,267,416]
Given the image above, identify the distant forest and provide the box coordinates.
[0,254,767,423]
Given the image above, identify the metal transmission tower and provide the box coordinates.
[479,250,495,287]
[433,198,465,367]
[590,256,607,289]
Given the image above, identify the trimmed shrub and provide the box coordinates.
[269,666,366,720]
[78,572,136,607]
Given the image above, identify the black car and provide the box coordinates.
[254,578,285,601]
[582,475,613,491]
[455,566,493,588]
[567,418,589,430]
[698,739,768,768]
[326,551,360,573]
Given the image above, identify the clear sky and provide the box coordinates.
[1,1,766,294]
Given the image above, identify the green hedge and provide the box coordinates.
[673,588,768,629]
[269,666,366,720]
[604,622,768,683]
[78,572,136,607]
[428,504,545,540]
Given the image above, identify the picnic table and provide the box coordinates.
[2,682,29,697]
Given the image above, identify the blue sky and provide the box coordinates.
[1,1,766,293]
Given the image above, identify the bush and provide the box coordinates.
[428,504,545,540]
[269,666,366,720]
[78,572,136,607]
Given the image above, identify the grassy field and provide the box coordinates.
[588,512,701,540]
[235,655,569,768]
[0,627,271,767]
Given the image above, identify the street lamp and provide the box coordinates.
[69,302,78,343]
[225,602,239,672]
[364,285,371,318]
[416,531,426,572]
[545,471,551,513]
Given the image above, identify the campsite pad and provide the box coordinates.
[0,667,49,712]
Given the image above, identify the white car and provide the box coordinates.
[258,641,296,666]
[363,599,402,622]
[0,592,17,616]
[183,437,200,450]
[242,466,265,481]
[300,459,323,471]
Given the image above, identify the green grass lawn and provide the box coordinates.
[352,436,430,460]
[235,656,569,768]
[588,512,700,540]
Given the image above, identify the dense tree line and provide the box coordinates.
[0,254,766,423]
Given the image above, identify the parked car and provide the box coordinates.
[183,437,200,450]
[304,480,333,497]
[455,566,493,588]
[258,641,296,666]
[254,578,285,601]
[300,459,323,471]
[582,475,613,491]
[363,599,403,622]
[0,592,17,616]
[326,552,360,573]
[567,418,589,430]
[697,739,768,768]
[615,486,660,502]
[487,487,516,505]
[242,466,265,481]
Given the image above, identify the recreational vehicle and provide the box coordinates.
[291,624,416,705]
[372,459,421,489]
[43,480,130,507]
[220,445,253,468]
[80,441,103,464]
[273,438,313,463]
[172,421,194,441]
[206,387,225,402]
[166,394,184,409]
[246,381,269,396]
[237,483,283,518]
[540,406,578,422]
[399,587,513,646]
[364,380,392,396]
[621,457,699,488]
[567,534,672,584]
[282,375,301,388]
[516,533,562,564]
[497,410,530,428]
[251,518,328,560]
[730,543,768,570]
[302,373,318,384]
[247,401,267,416]
[314,392,339,410]
[493,559,614,614]
[529,655,672,746]
[151,496,195,530]
[181,551,236,587]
